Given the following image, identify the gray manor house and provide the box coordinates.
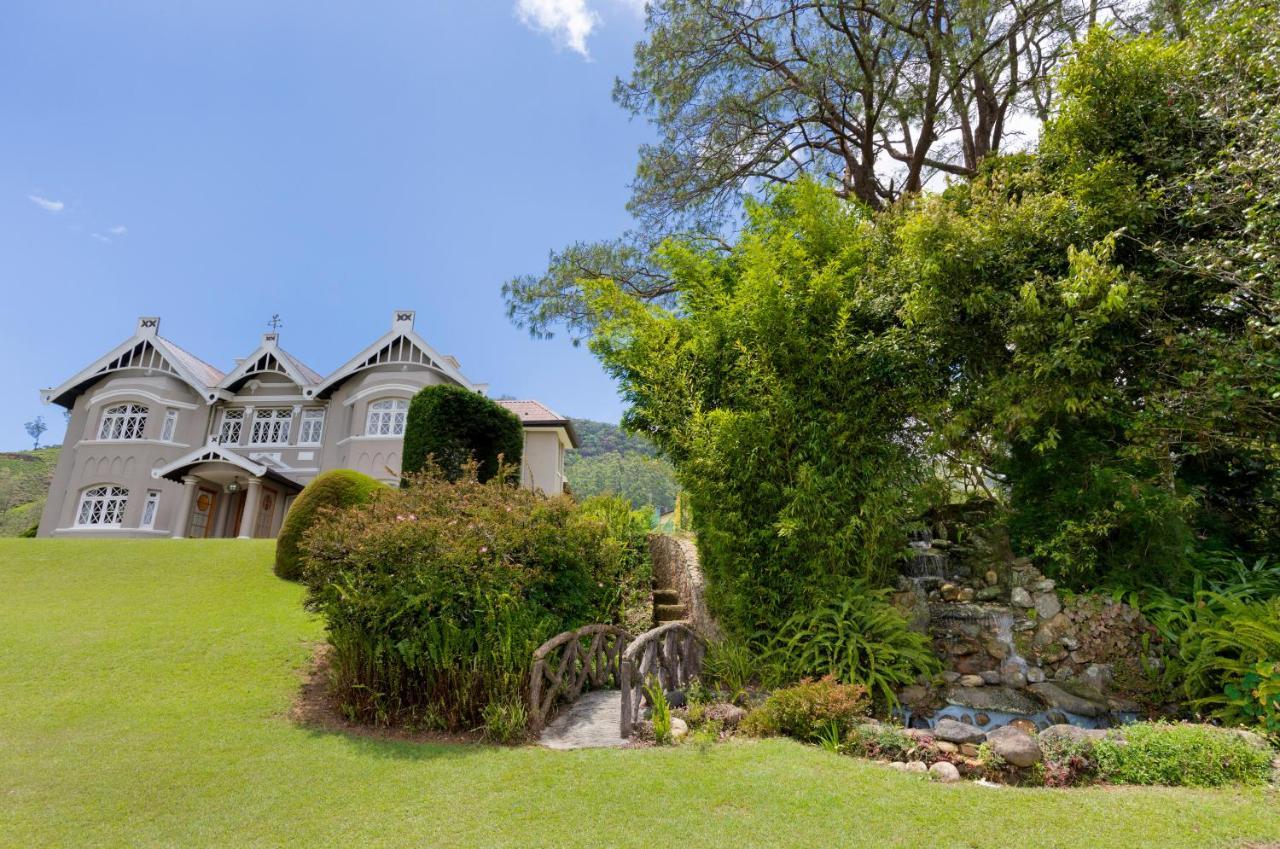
[37,311,578,539]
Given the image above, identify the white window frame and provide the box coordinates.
[75,485,130,527]
[218,409,244,445]
[297,408,325,445]
[97,403,149,441]
[140,490,161,530]
[250,408,293,445]
[160,409,179,442]
[366,398,409,437]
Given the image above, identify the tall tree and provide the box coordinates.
[24,417,47,451]
[505,0,1142,339]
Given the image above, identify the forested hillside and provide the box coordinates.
[567,419,677,513]
[0,447,58,536]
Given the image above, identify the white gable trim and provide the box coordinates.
[152,444,269,481]
[219,335,317,391]
[310,326,476,399]
[341,383,424,407]
[42,325,227,409]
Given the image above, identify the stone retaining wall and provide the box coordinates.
[649,533,721,640]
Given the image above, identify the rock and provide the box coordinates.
[933,718,987,744]
[1106,697,1139,714]
[935,740,959,754]
[975,586,1003,602]
[1011,587,1034,608]
[1083,664,1113,690]
[888,761,908,771]
[945,685,1042,715]
[903,760,928,774]
[1025,667,1046,684]
[1045,711,1069,726]
[1037,724,1109,746]
[703,702,747,729]
[1034,593,1062,619]
[1034,579,1056,593]
[1000,662,1027,689]
[985,639,1010,660]
[1061,636,1080,650]
[960,743,981,757]
[942,671,962,684]
[987,725,1042,767]
[974,713,991,727]
[1008,718,1038,736]
[897,685,931,709]
[956,587,976,603]
[959,674,986,688]
[1028,682,1108,717]
[666,689,688,708]
[979,670,1002,685]
[941,583,961,601]
[984,570,999,586]
[669,717,689,740]
[929,761,962,783]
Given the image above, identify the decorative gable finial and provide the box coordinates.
[137,316,160,337]
[393,310,415,330]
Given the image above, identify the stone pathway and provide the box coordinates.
[538,690,627,750]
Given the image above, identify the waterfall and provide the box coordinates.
[905,527,947,580]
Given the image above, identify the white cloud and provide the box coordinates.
[516,0,599,57]
[28,194,64,213]
[108,225,127,235]
[91,232,111,243]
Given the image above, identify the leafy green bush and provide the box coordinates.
[1224,662,1280,736]
[302,465,644,730]
[701,636,758,703]
[1171,596,1280,728]
[481,699,529,744]
[842,724,933,762]
[740,676,868,741]
[274,469,382,581]
[576,494,653,631]
[759,583,941,705]
[401,385,523,483]
[1092,723,1274,787]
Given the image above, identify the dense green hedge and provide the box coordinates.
[401,385,523,483]
[274,470,383,581]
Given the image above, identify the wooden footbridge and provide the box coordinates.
[529,620,706,748]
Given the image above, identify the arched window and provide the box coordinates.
[366,398,409,436]
[98,403,149,440]
[76,485,130,527]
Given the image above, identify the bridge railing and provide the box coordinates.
[528,624,633,733]
[619,621,706,738]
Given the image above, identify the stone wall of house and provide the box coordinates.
[649,533,721,640]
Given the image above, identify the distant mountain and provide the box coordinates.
[567,419,677,513]
[0,447,59,536]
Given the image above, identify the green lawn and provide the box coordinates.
[1,540,1276,849]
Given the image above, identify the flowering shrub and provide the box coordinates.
[302,465,644,729]
[740,676,869,740]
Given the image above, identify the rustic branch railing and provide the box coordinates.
[528,624,633,732]
[619,621,707,738]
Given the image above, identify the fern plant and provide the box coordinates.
[758,583,940,705]
[644,677,673,745]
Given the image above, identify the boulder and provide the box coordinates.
[979,670,1002,685]
[1037,724,1109,746]
[960,743,981,757]
[929,761,962,783]
[976,586,1003,602]
[1025,667,1046,684]
[987,725,1042,768]
[670,717,689,740]
[933,718,987,745]
[1011,587,1034,608]
[935,740,959,754]
[1028,682,1108,717]
[1034,593,1062,619]
[904,760,929,774]
[945,685,1042,715]
[1007,718,1039,736]
[958,674,986,688]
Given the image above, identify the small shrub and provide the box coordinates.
[274,469,382,581]
[1224,661,1280,735]
[577,494,653,630]
[401,385,523,483]
[1092,722,1274,787]
[759,583,941,705]
[702,637,758,703]
[740,676,869,741]
[1037,737,1100,787]
[645,678,673,745]
[481,699,529,744]
[843,724,932,762]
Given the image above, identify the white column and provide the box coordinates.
[289,404,302,445]
[241,406,254,446]
[237,478,262,539]
[172,476,199,539]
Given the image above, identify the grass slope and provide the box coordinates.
[0,539,1276,849]
[0,447,58,536]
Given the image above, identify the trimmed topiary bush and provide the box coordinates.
[401,385,523,483]
[274,469,383,581]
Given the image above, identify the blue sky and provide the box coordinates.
[0,1,650,449]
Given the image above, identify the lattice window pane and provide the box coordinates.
[98,404,148,441]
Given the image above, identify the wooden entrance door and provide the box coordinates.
[188,487,218,538]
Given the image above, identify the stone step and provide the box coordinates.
[654,603,686,622]
[653,589,681,606]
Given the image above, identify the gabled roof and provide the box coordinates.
[308,310,478,399]
[496,399,580,448]
[218,332,323,391]
[42,317,227,408]
[152,443,302,490]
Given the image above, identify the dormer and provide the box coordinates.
[217,331,323,393]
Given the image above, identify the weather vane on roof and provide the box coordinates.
[268,314,283,332]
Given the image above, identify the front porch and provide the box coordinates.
[153,445,302,539]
